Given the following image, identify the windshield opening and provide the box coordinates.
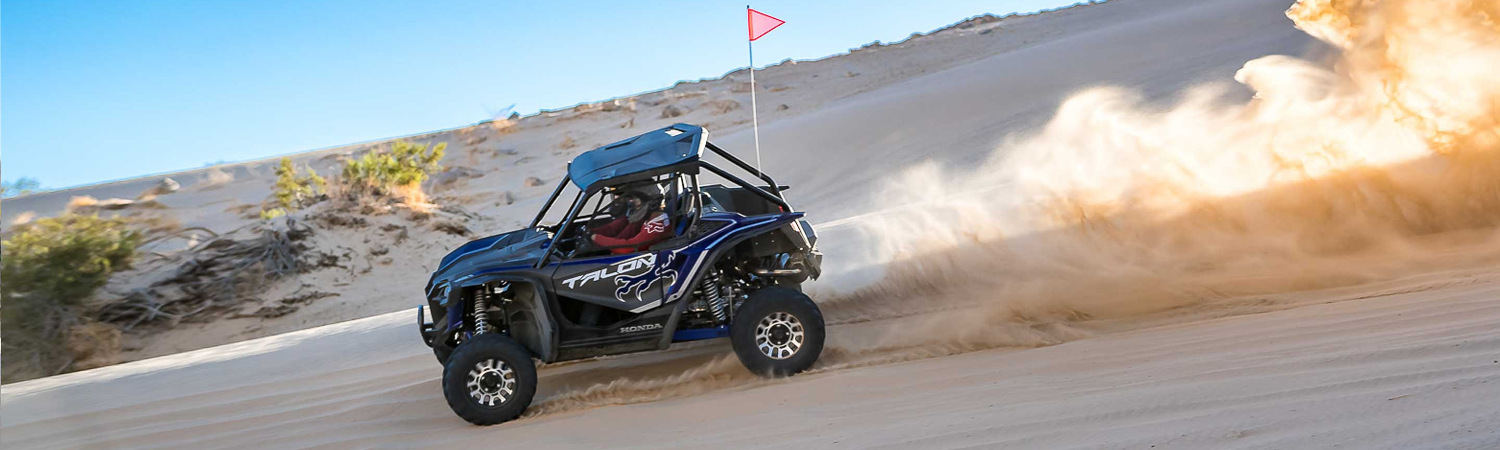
[532,178,582,230]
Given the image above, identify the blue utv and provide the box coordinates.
[419,124,825,425]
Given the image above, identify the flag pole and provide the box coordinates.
[747,5,762,176]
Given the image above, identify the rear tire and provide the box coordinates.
[730,287,825,377]
[442,333,536,425]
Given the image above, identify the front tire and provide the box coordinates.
[442,334,537,425]
[730,287,825,377]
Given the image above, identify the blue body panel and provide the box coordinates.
[655,212,802,305]
[672,325,730,342]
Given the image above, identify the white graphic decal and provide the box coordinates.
[643,215,668,234]
[619,323,663,333]
[561,254,655,289]
[614,252,678,302]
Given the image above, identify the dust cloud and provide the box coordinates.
[529,0,1500,416]
[828,0,1500,353]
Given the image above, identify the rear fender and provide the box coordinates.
[663,213,805,304]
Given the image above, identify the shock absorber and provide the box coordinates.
[703,270,730,324]
[473,290,492,335]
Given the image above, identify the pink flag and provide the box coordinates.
[748,8,784,41]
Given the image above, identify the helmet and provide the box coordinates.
[607,183,664,219]
[628,183,665,205]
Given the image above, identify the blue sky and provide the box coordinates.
[3,0,1079,189]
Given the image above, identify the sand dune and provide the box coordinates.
[4,0,1221,367]
[5,0,1500,446]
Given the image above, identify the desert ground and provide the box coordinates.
[3,0,1499,447]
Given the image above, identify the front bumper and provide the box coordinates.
[417,305,437,347]
[805,249,823,280]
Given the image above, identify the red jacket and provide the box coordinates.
[591,212,671,254]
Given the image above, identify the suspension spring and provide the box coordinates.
[473,291,491,335]
[704,271,730,323]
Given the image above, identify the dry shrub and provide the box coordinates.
[65,196,152,214]
[197,167,235,190]
[491,115,519,134]
[431,218,471,236]
[705,99,742,115]
[10,211,36,226]
[65,195,100,211]
[96,217,327,330]
[391,183,433,211]
[64,322,123,371]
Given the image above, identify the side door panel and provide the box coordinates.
[546,251,679,361]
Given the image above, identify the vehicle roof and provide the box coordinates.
[567,123,705,191]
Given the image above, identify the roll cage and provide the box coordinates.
[527,138,793,269]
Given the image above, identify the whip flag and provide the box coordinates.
[746,7,784,174]
[748,8,784,41]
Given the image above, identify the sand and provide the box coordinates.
[4,0,1500,447]
[2,264,1496,448]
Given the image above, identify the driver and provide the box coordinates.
[590,185,672,254]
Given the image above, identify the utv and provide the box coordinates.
[419,124,825,425]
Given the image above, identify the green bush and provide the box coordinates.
[1,214,141,381]
[340,140,446,196]
[1,177,42,198]
[259,208,288,220]
[265,157,325,217]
